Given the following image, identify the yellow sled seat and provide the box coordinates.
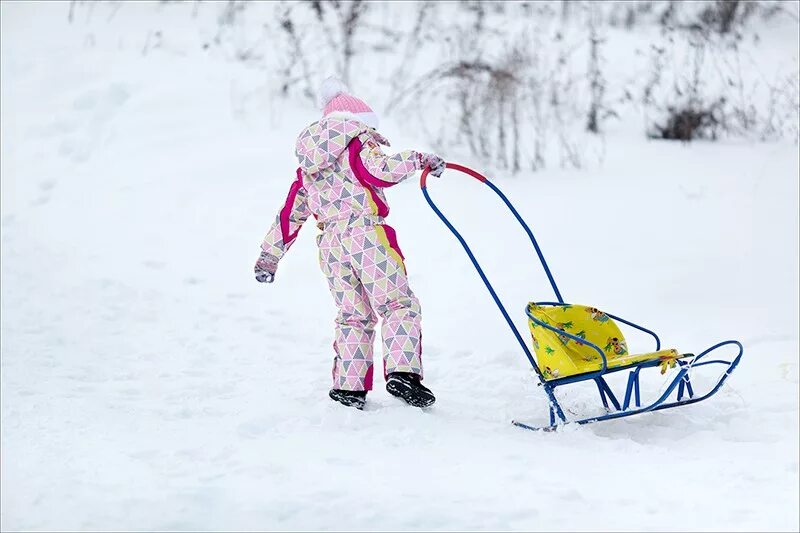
[527,303,685,381]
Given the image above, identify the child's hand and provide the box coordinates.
[417,152,446,177]
[254,250,278,283]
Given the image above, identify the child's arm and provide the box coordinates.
[354,134,444,187]
[255,168,311,283]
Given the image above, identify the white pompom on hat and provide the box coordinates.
[317,76,379,130]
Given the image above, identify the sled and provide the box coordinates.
[420,163,743,431]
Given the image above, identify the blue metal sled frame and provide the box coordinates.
[420,163,744,431]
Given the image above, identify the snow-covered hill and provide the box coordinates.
[2,2,798,531]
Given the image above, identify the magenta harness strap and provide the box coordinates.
[279,167,304,246]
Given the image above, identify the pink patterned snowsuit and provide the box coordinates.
[260,118,425,391]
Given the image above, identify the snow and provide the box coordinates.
[2,2,798,531]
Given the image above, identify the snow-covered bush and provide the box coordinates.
[65,0,800,168]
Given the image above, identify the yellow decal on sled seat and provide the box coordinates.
[527,303,681,380]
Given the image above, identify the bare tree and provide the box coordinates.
[386,1,434,110]
[340,1,367,85]
[278,5,315,103]
[586,2,605,134]
[307,0,368,85]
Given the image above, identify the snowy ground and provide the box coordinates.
[2,2,799,531]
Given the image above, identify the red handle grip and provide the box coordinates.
[420,162,489,188]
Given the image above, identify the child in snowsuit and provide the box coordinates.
[254,78,445,410]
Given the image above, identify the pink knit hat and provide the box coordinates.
[318,77,379,130]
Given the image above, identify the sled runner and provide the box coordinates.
[420,163,743,431]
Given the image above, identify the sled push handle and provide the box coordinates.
[420,163,564,304]
[420,163,568,421]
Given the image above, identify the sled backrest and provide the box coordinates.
[527,303,629,380]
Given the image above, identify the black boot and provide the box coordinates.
[329,389,367,410]
[386,372,436,408]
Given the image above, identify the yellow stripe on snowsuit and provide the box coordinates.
[374,225,407,275]
[364,189,380,216]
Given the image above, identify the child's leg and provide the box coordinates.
[344,226,423,379]
[318,232,378,391]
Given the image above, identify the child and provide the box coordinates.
[254,78,445,410]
